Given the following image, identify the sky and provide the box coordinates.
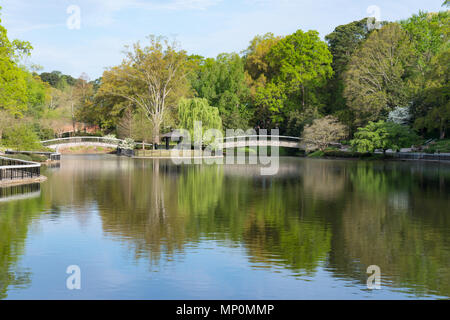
[1,0,447,80]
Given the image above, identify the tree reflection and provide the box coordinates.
[0,191,45,299]
[327,161,450,297]
[1,156,449,298]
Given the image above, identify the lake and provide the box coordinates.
[0,155,449,299]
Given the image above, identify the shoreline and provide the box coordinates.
[0,175,47,187]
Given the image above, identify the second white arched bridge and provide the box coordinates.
[221,135,309,149]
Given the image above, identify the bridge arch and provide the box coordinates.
[41,137,152,152]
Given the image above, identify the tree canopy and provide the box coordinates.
[343,23,415,126]
[177,98,222,144]
[98,36,191,146]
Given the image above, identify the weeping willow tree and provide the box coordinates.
[177,98,223,144]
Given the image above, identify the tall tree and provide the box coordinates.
[243,33,281,91]
[253,30,333,132]
[99,36,190,146]
[0,6,32,117]
[324,18,372,122]
[243,33,281,128]
[343,23,414,126]
[268,30,333,109]
[400,11,449,80]
[414,48,450,139]
[190,53,251,129]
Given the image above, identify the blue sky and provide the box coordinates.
[1,0,447,79]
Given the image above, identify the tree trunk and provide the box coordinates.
[71,102,76,136]
[301,84,305,108]
[152,126,160,150]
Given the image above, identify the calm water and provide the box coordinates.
[0,155,449,300]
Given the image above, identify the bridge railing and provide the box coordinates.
[41,136,123,146]
[41,137,153,149]
[223,135,302,141]
[0,156,41,182]
[222,135,304,149]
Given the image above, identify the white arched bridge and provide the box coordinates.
[41,137,153,152]
[41,135,323,151]
[221,135,313,149]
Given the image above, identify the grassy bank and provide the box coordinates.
[307,149,390,160]
[58,145,116,154]
[2,153,50,163]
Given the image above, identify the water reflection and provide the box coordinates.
[0,156,449,299]
[0,183,43,299]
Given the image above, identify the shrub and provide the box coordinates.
[2,124,43,151]
[119,138,136,150]
[307,150,325,158]
[103,134,117,141]
[302,116,348,151]
[425,139,450,153]
[350,121,421,153]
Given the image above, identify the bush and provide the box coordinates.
[350,121,420,153]
[307,150,325,158]
[2,124,43,151]
[119,138,136,150]
[425,139,450,153]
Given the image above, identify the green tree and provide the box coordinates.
[243,33,281,90]
[1,123,42,151]
[24,72,49,119]
[324,18,372,123]
[177,98,222,144]
[251,30,333,131]
[243,33,282,128]
[343,23,415,126]
[39,71,77,89]
[268,29,333,110]
[0,7,33,117]
[414,48,450,139]
[190,53,251,129]
[350,120,420,153]
[400,11,449,80]
[99,36,190,147]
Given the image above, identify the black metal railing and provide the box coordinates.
[0,156,41,182]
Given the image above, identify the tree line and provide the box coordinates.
[1,4,449,152]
